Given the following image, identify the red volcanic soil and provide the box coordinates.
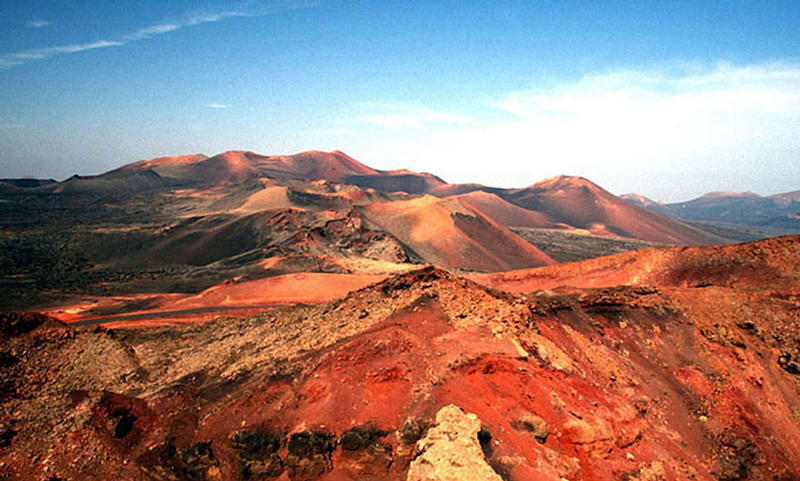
[165,272,387,309]
[3,238,800,480]
[472,234,800,293]
[253,150,380,182]
[503,175,727,245]
[362,195,555,271]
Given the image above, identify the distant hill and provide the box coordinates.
[348,172,727,245]
[0,178,57,189]
[772,190,800,202]
[619,192,659,207]
[624,190,800,231]
[12,149,732,246]
[494,176,726,245]
[346,170,446,194]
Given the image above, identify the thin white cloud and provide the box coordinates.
[27,20,51,28]
[352,62,800,201]
[42,40,125,55]
[0,59,22,68]
[12,52,47,60]
[123,24,181,41]
[2,1,320,69]
[185,10,249,26]
[205,103,228,109]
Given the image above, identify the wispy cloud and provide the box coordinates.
[205,103,228,109]
[26,20,51,28]
[0,59,22,69]
[123,24,182,41]
[23,40,125,58]
[354,62,800,200]
[2,0,320,69]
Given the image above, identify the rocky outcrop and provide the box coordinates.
[406,405,502,481]
[512,412,549,443]
[563,417,615,457]
[286,431,336,480]
[230,429,285,479]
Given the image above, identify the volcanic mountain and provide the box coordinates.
[0,147,778,315]
[624,189,800,234]
[619,192,659,207]
[494,176,727,245]
[3,235,800,480]
[772,189,800,202]
[361,195,555,271]
[126,150,380,184]
[112,149,737,246]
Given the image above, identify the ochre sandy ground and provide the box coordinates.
[47,272,387,328]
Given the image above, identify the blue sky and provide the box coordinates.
[1,0,799,201]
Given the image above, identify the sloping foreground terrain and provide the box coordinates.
[2,236,800,480]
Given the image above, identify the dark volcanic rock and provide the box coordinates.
[340,425,391,451]
[231,429,285,479]
[400,418,431,445]
[512,412,549,443]
[286,431,336,480]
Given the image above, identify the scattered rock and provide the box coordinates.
[563,417,614,457]
[714,432,760,481]
[512,413,549,443]
[632,396,650,416]
[139,441,219,481]
[0,351,19,368]
[287,431,336,480]
[92,391,152,446]
[340,425,391,451]
[778,353,800,375]
[0,423,17,448]
[406,404,503,481]
[181,442,218,481]
[230,429,285,479]
[337,425,394,478]
[623,460,666,481]
[400,418,431,445]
